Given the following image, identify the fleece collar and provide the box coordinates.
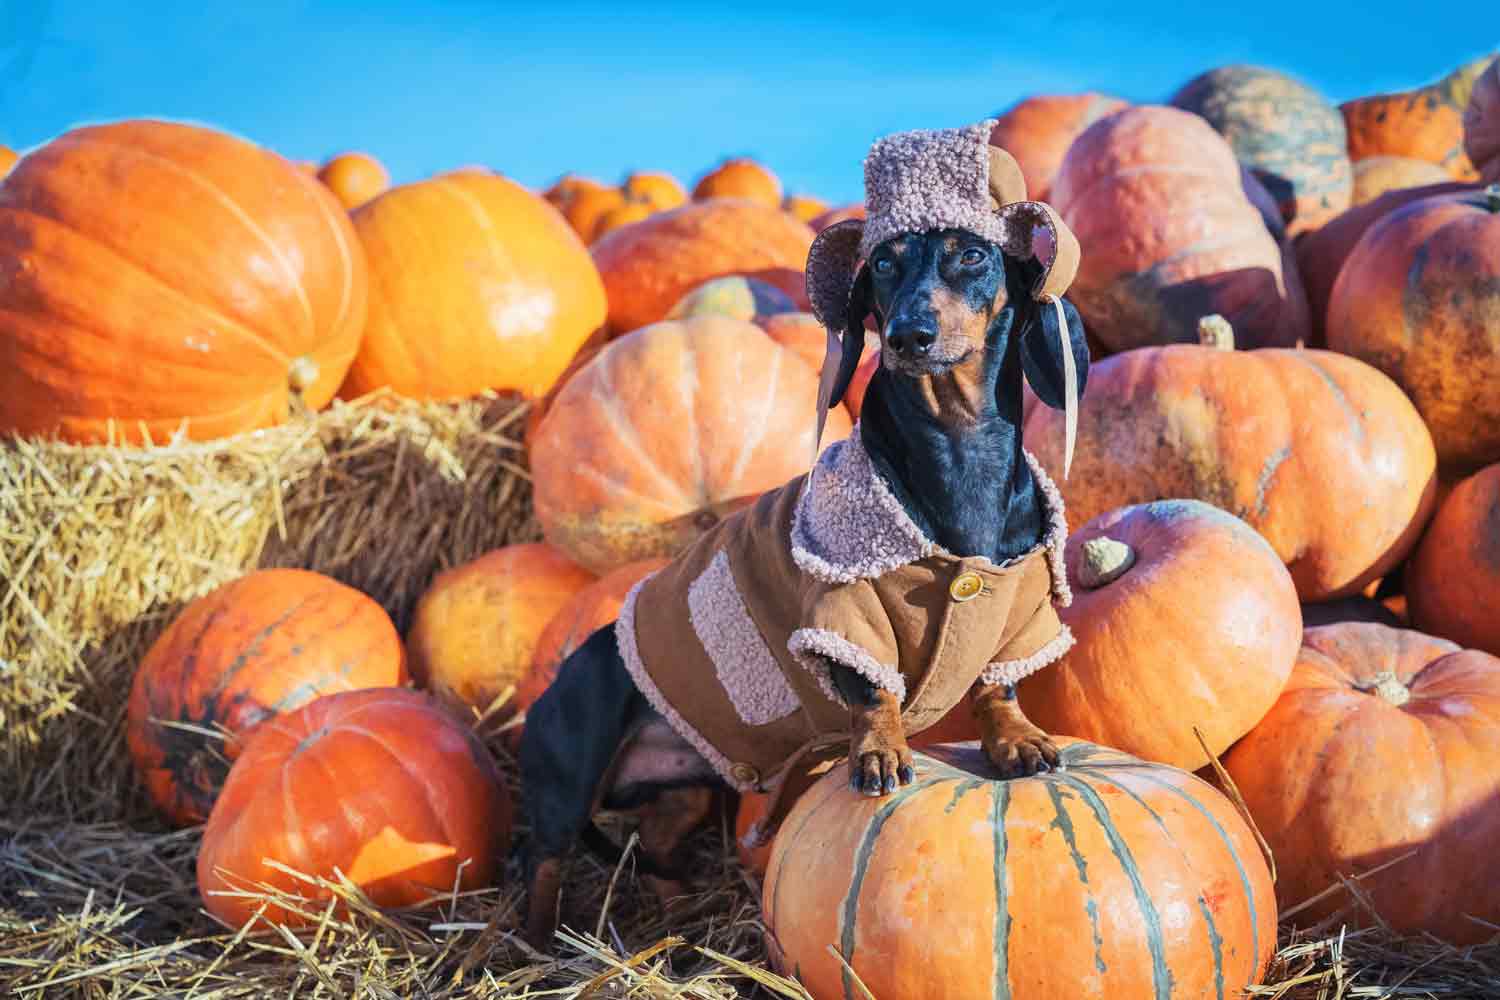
[789,425,1071,605]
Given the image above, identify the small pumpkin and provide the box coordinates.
[197,687,509,928]
[764,740,1276,1000]
[1327,184,1500,474]
[1051,105,1310,351]
[127,569,406,826]
[0,119,368,443]
[1024,316,1438,601]
[1223,623,1500,943]
[590,199,656,241]
[531,315,852,574]
[782,193,829,223]
[807,202,865,233]
[692,157,782,206]
[317,151,390,209]
[591,199,813,334]
[1350,156,1453,205]
[1018,500,1302,770]
[1169,65,1351,235]
[339,171,607,402]
[405,543,596,721]
[621,171,687,212]
[988,92,1128,201]
[1407,463,1500,656]
[559,183,626,241]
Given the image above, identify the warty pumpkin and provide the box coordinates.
[1051,105,1310,351]
[1465,58,1500,182]
[0,119,368,443]
[1326,184,1500,474]
[127,568,406,826]
[1407,463,1500,656]
[1024,316,1438,601]
[692,157,782,206]
[1017,500,1302,770]
[197,687,509,928]
[530,315,852,574]
[317,151,390,209]
[1223,622,1500,943]
[987,92,1128,202]
[764,740,1276,1000]
[338,171,607,401]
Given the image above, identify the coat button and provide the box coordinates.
[730,762,760,786]
[949,571,984,602]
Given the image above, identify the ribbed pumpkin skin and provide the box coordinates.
[1023,343,1437,601]
[1223,624,1500,943]
[531,316,852,574]
[987,92,1128,201]
[1326,187,1500,474]
[1407,464,1500,656]
[339,171,606,401]
[764,740,1277,1000]
[1018,500,1301,770]
[1170,65,1351,235]
[591,199,813,334]
[405,543,596,720]
[127,569,407,827]
[1343,93,1476,179]
[0,120,367,443]
[197,687,509,928]
[1051,106,1310,351]
[1465,60,1500,182]
[1350,156,1453,205]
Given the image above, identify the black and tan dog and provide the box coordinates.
[517,121,1090,948]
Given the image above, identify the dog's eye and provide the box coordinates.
[960,248,987,266]
[872,257,894,275]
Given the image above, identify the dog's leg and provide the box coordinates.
[830,661,914,797]
[634,785,715,907]
[972,682,1060,778]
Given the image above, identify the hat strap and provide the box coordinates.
[1040,292,1077,480]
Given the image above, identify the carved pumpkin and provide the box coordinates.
[127,569,406,826]
[1465,58,1500,182]
[765,740,1276,1000]
[988,92,1128,202]
[1223,623,1500,943]
[1051,106,1310,351]
[1327,185,1500,474]
[1018,500,1301,770]
[197,687,509,928]
[0,119,367,443]
[531,315,851,574]
[1024,316,1438,601]
[1169,65,1351,235]
[591,199,813,334]
[1407,463,1500,656]
[338,171,607,402]
[692,157,782,206]
[317,151,390,209]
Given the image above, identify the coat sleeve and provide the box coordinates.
[785,578,905,706]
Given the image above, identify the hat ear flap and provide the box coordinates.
[829,265,873,409]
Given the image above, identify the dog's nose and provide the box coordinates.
[886,324,937,356]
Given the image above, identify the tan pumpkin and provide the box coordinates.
[1024,316,1438,601]
[531,315,852,574]
[1407,463,1500,656]
[1350,156,1454,205]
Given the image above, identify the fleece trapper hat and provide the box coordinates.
[806,119,1082,477]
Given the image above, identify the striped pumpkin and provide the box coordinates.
[764,740,1276,1000]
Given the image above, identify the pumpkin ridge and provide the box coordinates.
[726,345,782,498]
[989,780,1011,1000]
[305,171,358,349]
[592,344,700,508]
[204,593,322,701]
[1050,771,1174,1000]
[769,772,849,938]
[677,324,708,506]
[279,746,313,873]
[943,778,985,814]
[1044,781,1108,976]
[1283,352,1367,445]
[340,720,452,847]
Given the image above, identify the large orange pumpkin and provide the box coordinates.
[1024,317,1438,601]
[405,543,596,720]
[1018,500,1301,770]
[765,740,1276,1000]
[127,569,406,826]
[338,171,607,401]
[317,151,390,209]
[0,119,367,443]
[1051,105,1310,351]
[692,157,782,206]
[197,687,509,928]
[1223,623,1500,943]
[591,199,814,334]
[1350,156,1453,205]
[1407,463,1500,656]
[1169,65,1351,235]
[531,315,852,574]
[1326,185,1500,474]
[988,92,1128,202]
[1465,58,1500,182]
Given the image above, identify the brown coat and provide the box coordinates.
[616,430,1073,817]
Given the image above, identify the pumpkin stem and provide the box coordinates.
[1077,536,1136,589]
[1361,670,1412,707]
[1197,314,1235,351]
[287,356,321,395]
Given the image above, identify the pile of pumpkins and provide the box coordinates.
[6,49,1500,1000]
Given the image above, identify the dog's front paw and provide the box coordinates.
[848,736,915,798]
[984,728,1060,779]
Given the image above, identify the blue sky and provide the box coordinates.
[1,1,1488,203]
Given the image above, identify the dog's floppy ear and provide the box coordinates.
[1008,256,1090,411]
[828,264,874,409]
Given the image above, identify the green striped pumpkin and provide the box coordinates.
[763,740,1276,1000]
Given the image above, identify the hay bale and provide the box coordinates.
[1,390,538,819]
